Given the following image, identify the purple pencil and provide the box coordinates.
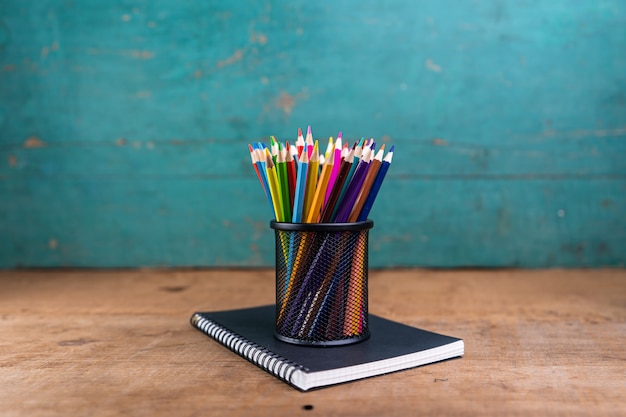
[333,147,373,223]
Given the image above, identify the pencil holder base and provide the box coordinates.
[271,220,373,347]
[274,330,370,347]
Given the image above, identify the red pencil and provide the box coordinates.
[296,127,305,158]
[248,144,265,193]
[286,141,297,210]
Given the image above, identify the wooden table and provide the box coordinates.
[1,269,624,416]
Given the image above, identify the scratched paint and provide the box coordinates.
[0,0,624,268]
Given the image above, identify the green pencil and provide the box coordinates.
[277,143,292,222]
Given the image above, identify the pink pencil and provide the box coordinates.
[324,134,343,206]
[305,126,314,158]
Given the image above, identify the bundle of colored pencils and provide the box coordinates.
[248,126,394,223]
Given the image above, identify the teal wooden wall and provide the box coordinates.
[1,1,625,268]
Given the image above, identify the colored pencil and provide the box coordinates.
[291,149,309,223]
[286,141,297,210]
[324,137,334,161]
[306,143,335,223]
[247,131,393,224]
[296,127,305,158]
[319,149,354,223]
[270,136,279,164]
[300,234,343,337]
[289,139,299,168]
[347,145,385,222]
[248,130,395,343]
[248,144,265,194]
[302,141,319,222]
[344,233,366,335]
[357,145,394,221]
[333,147,372,223]
[332,139,363,220]
[265,150,283,221]
[249,144,274,216]
[276,143,291,222]
[324,135,342,206]
[305,126,314,157]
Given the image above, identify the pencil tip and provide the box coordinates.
[298,127,302,137]
[307,126,312,135]
[389,145,395,152]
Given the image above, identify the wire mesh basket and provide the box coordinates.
[271,220,373,346]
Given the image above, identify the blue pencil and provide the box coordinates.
[357,145,394,221]
[292,149,309,223]
[252,143,274,215]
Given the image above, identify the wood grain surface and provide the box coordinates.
[1,268,624,416]
[1,1,625,268]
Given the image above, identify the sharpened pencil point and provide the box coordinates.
[247,128,393,224]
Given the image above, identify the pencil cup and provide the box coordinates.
[271,220,374,347]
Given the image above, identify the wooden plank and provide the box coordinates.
[0,0,625,268]
[1,130,625,177]
[1,0,623,140]
[0,269,624,416]
[1,177,624,267]
[1,1,624,141]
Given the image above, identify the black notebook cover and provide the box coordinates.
[190,305,463,391]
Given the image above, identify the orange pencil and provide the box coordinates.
[344,234,366,336]
[305,143,335,223]
[347,145,385,222]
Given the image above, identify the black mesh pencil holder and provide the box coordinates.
[270,220,374,347]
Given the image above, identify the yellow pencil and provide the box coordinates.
[266,149,290,273]
[324,136,334,160]
[306,143,335,223]
[265,150,283,222]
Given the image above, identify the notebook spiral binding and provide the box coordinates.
[191,313,305,385]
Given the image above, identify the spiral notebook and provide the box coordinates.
[190,305,464,391]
